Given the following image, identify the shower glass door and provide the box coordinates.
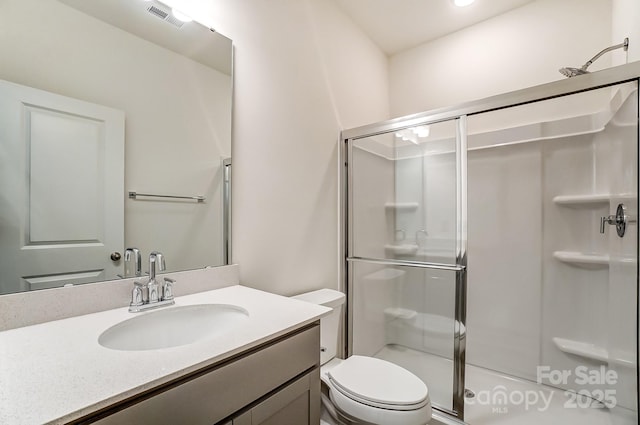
[346,117,467,418]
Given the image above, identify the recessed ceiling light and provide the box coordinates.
[454,0,476,7]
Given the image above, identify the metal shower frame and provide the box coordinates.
[339,61,640,422]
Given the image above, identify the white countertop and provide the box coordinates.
[0,285,330,425]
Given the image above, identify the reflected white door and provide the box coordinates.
[0,80,124,293]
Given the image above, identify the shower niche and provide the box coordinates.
[344,75,638,424]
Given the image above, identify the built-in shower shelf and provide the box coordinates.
[553,193,637,208]
[552,338,634,368]
[383,307,417,320]
[553,251,609,268]
[384,244,419,256]
[384,202,419,212]
[553,194,611,207]
[363,268,406,281]
[553,337,609,363]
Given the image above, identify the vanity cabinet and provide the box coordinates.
[83,324,320,425]
[230,369,319,425]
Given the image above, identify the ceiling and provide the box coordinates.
[332,0,537,55]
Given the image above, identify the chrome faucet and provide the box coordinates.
[129,251,175,312]
[124,248,142,278]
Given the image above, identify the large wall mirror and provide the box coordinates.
[0,0,232,295]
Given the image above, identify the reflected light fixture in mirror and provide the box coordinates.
[140,0,195,25]
[454,0,476,7]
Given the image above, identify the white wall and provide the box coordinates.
[169,0,390,295]
[612,0,640,64]
[389,0,613,116]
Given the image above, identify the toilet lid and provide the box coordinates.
[327,356,429,409]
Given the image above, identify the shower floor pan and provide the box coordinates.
[374,344,635,425]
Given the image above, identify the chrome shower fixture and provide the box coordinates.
[559,37,629,78]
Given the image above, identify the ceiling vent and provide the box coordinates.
[146,5,184,29]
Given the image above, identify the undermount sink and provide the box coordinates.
[98,304,249,351]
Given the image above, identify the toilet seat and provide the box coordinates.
[327,356,429,411]
[323,356,431,425]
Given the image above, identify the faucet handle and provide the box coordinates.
[162,278,175,301]
[130,285,144,307]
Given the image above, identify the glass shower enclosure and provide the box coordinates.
[341,64,639,424]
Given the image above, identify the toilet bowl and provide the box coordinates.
[292,289,431,425]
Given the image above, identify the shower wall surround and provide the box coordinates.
[465,85,637,403]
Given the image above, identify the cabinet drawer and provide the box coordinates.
[87,324,319,425]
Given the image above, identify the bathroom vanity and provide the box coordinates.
[0,284,329,424]
[92,324,320,425]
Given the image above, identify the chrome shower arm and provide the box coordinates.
[580,38,629,71]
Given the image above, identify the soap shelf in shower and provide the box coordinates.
[553,251,609,269]
[363,268,406,281]
[553,194,611,208]
[553,337,635,368]
[385,244,419,256]
[553,193,637,208]
[553,337,608,363]
[384,202,419,212]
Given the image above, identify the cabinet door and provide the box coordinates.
[233,369,320,425]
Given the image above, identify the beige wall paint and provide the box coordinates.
[389,0,614,116]
[612,0,640,64]
[201,0,390,295]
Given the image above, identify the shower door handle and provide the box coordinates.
[600,215,616,233]
[600,203,635,237]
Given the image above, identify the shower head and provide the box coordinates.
[559,67,589,78]
[559,37,629,78]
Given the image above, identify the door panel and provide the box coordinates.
[347,117,466,418]
[350,260,458,411]
[0,79,124,293]
[28,106,105,242]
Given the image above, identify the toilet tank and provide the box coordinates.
[292,289,345,365]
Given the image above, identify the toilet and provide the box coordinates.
[292,289,432,425]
